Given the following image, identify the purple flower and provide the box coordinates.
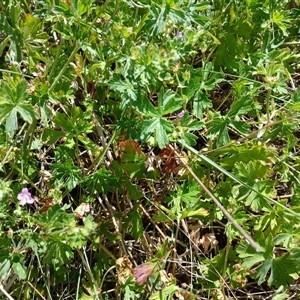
[133,263,155,285]
[70,81,77,89]
[17,188,34,206]
[176,110,184,119]
[176,31,183,39]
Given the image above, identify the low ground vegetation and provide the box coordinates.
[1,0,300,299]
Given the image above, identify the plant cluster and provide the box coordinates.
[1,0,300,299]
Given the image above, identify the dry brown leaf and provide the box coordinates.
[74,202,91,219]
[159,145,180,174]
[116,256,133,285]
[159,270,176,285]
[199,233,218,254]
[118,139,146,158]
[39,197,55,213]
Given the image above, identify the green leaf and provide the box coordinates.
[157,89,182,116]
[203,248,237,285]
[81,168,121,194]
[267,255,297,287]
[218,143,274,169]
[181,208,209,218]
[149,284,178,299]
[133,94,158,117]
[119,140,147,179]
[192,91,212,119]
[129,208,143,239]
[16,104,37,123]
[51,160,82,191]
[152,211,172,222]
[233,161,274,211]
[5,107,18,136]
[271,288,289,300]
[0,11,23,61]
[11,253,27,279]
[181,131,198,146]
[256,258,272,285]
[43,129,66,144]
[207,114,230,147]
[153,204,176,222]
[140,117,174,149]
[0,79,38,135]
[238,236,300,287]
[54,107,93,137]
[0,259,11,280]
[123,181,143,200]
[274,233,294,249]
[78,293,94,300]
[229,120,250,135]
[139,88,183,147]
[0,35,11,57]
[155,118,174,148]
[228,93,254,118]
[179,181,201,206]
[54,112,73,132]
[179,141,300,218]
[15,80,28,102]
[43,240,73,265]
[12,261,27,279]
[148,5,167,36]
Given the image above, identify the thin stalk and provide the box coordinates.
[0,69,33,79]
[47,38,64,82]
[109,0,120,22]
[35,254,53,300]
[76,248,100,300]
[21,119,37,173]
[2,145,14,172]
[0,284,14,300]
[75,136,81,169]
[9,162,44,196]
[87,130,117,172]
[221,240,231,298]
[26,282,47,300]
[266,87,271,124]
[75,265,82,300]
[170,145,261,252]
[99,243,117,261]
[48,43,81,93]
[180,140,300,219]
[99,266,115,299]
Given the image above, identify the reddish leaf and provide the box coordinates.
[39,197,55,213]
[159,145,180,174]
[118,139,145,158]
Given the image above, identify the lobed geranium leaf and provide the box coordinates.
[157,89,182,116]
[192,91,212,119]
[0,80,38,136]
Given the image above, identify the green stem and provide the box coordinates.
[48,43,81,93]
[221,240,230,297]
[75,136,81,170]
[0,69,33,79]
[22,119,37,173]
[99,244,117,261]
[87,129,117,173]
[180,140,300,219]
[109,0,120,23]
[10,162,44,196]
[266,87,271,124]
[76,248,100,300]
[47,38,64,82]
[172,144,262,252]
